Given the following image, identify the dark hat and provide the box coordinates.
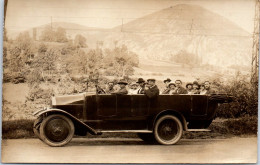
[147,78,156,82]
[136,78,145,83]
[118,80,128,85]
[193,81,200,88]
[163,78,171,83]
[168,83,176,87]
[186,82,193,88]
[193,81,200,86]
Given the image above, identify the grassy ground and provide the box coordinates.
[2,116,257,139]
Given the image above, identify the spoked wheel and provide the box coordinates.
[137,133,156,144]
[154,115,183,145]
[33,116,43,140]
[40,114,75,147]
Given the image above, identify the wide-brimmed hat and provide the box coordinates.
[186,82,193,88]
[168,83,176,87]
[163,78,171,83]
[147,78,156,82]
[193,81,200,88]
[136,78,145,83]
[193,81,200,86]
[130,82,138,86]
[118,80,128,85]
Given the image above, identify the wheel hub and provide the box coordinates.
[44,118,70,142]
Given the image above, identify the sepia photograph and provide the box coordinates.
[1,0,259,163]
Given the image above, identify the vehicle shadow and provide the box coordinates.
[67,138,211,146]
[67,138,155,146]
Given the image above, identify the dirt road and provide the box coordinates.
[1,137,257,163]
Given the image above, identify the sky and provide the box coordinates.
[5,0,256,35]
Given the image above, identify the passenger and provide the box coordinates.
[175,80,188,94]
[105,81,115,94]
[144,78,160,98]
[128,82,139,94]
[162,78,171,94]
[192,81,200,94]
[186,82,193,94]
[136,78,146,94]
[200,84,207,95]
[111,80,128,95]
[168,83,177,94]
[204,81,215,94]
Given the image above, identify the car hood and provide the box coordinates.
[52,92,95,105]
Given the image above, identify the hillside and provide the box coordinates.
[103,4,252,68]
[7,4,252,71]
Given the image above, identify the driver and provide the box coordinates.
[111,80,128,95]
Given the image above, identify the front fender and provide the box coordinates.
[33,108,98,135]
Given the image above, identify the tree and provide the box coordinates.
[40,26,55,42]
[15,31,36,63]
[74,34,87,48]
[55,27,68,43]
[32,47,59,81]
[171,50,200,67]
[103,44,139,77]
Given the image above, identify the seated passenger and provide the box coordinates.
[168,83,177,94]
[111,80,128,95]
[162,78,171,94]
[144,78,159,98]
[136,78,146,94]
[175,80,188,94]
[204,81,215,94]
[128,82,139,94]
[186,82,193,94]
[200,84,207,95]
[192,81,200,94]
[105,81,115,94]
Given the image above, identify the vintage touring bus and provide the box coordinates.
[33,92,233,146]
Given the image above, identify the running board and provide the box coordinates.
[186,129,211,132]
[99,130,153,133]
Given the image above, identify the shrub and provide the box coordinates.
[212,72,258,118]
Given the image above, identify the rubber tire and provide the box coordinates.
[33,116,43,140]
[137,133,156,143]
[40,114,75,147]
[154,115,183,145]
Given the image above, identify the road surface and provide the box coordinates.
[1,137,257,163]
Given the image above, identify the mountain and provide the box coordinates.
[102,4,252,68]
[8,4,252,69]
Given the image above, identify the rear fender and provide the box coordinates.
[34,108,98,135]
[150,110,188,131]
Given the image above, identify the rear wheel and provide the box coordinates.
[154,115,183,145]
[40,114,75,147]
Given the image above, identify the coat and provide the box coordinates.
[112,87,128,94]
[162,88,170,94]
[144,85,160,98]
[205,88,215,95]
[137,87,145,94]
[176,86,188,94]
[105,87,115,94]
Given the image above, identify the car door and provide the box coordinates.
[96,94,117,117]
[131,95,149,117]
[191,95,208,116]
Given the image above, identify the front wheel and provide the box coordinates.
[154,115,183,145]
[33,116,43,140]
[40,114,75,147]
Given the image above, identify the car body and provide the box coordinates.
[33,93,233,146]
